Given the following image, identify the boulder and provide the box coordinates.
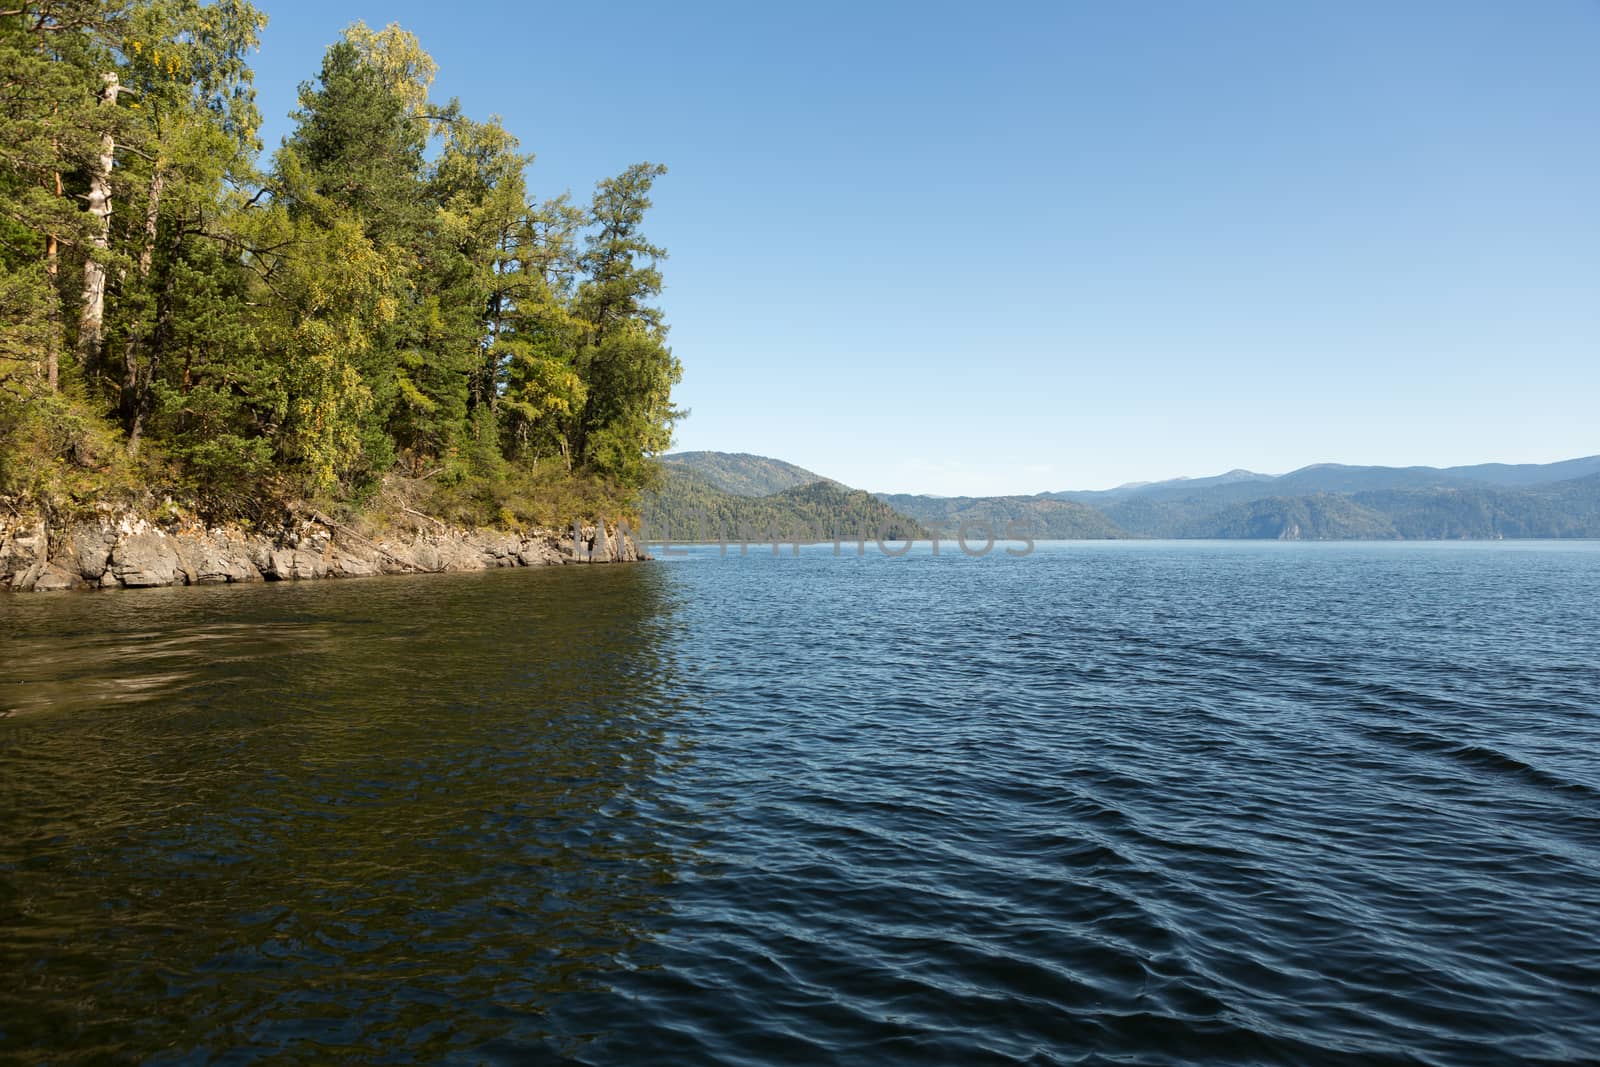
[374,545,419,575]
[67,523,116,581]
[1,520,47,588]
[11,559,46,592]
[258,548,328,581]
[473,531,523,568]
[176,533,262,584]
[245,541,323,580]
[518,537,563,567]
[30,564,86,592]
[110,531,185,587]
[435,538,488,572]
[404,539,441,573]
[330,547,380,578]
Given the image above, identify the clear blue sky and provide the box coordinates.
[251,1,1600,495]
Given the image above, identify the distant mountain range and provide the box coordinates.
[1056,455,1600,506]
[651,452,1600,541]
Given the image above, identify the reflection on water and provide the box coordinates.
[5,543,1600,1064]
[0,567,696,1062]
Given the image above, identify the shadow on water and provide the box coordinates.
[5,543,1600,1065]
[0,566,697,1062]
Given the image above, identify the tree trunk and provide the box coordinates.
[76,71,119,376]
[45,117,63,393]
[137,165,162,278]
[484,288,502,413]
[45,238,59,392]
[122,164,164,446]
[127,226,179,457]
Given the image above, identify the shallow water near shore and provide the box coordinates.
[2,541,1599,1064]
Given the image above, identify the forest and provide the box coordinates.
[0,1,682,527]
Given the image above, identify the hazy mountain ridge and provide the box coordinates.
[660,451,1600,540]
[877,494,1128,540]
[1095,465,1600,539]
[1059,455,1600,508]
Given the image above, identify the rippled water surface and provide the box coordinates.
[3,541,1599,1064]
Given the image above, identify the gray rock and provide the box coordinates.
[246,543,318,581]
[403,540,440,572]
[5,509,647,594]
[375,547,417,575]
[590,521,612,564]
[12,559,46,592]
[435,539,488,572]
[177,534,261,584]
[331,549,380,578]
[67,523,116,580]
[110,532,184,587]
[475,531,522,567]
[246,541,275,577]
[262,548,328,581]
[518,537,562,567]
[30,564,85,592]
[1,521,47,587]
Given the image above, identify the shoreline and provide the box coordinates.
[0,510,642,593]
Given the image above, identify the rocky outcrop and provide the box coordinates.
[67,523,116,582]
[0,509,645,593]
[110,529,186,587]
[1,520,50,592]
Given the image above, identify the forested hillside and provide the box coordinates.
[660,452,1600,543]
[1,3,680,526]
[877,493,1128,540]
[1097,475,1600,539]
[643,468,926,545]
[660,452,831,497]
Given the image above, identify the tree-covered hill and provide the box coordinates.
[1,5,680,528]
[642,468,926,545]
[1166,494,1399,540]
[1099,476,1600,539]
[1061,455,1600,512]
[876,493,1129,540]
[656,453,1600,542]
[661,452,832,497]
[1351,475,1600,539]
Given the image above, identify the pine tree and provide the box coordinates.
[570,162,682,484]
[110,0,267,453]
[501,194,589,470]
[0,1,118,399]
[2,6,683,514]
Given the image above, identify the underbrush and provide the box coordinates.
[3,394,639,536]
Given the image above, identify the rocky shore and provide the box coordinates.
[0,508,641,593]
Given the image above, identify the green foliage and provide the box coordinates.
[661,452,832,497]
[423,465,631,533]
[0,4,682,524]
[877,493,1129,540]
[0,389,142,508]
[645,468,929,544]
[1099,481,1600,539]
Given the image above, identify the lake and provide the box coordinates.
[2,541,1598,1064]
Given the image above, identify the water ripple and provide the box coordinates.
[2,543,1599,1063]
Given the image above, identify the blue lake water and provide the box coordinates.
[2,541,1598,1064]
